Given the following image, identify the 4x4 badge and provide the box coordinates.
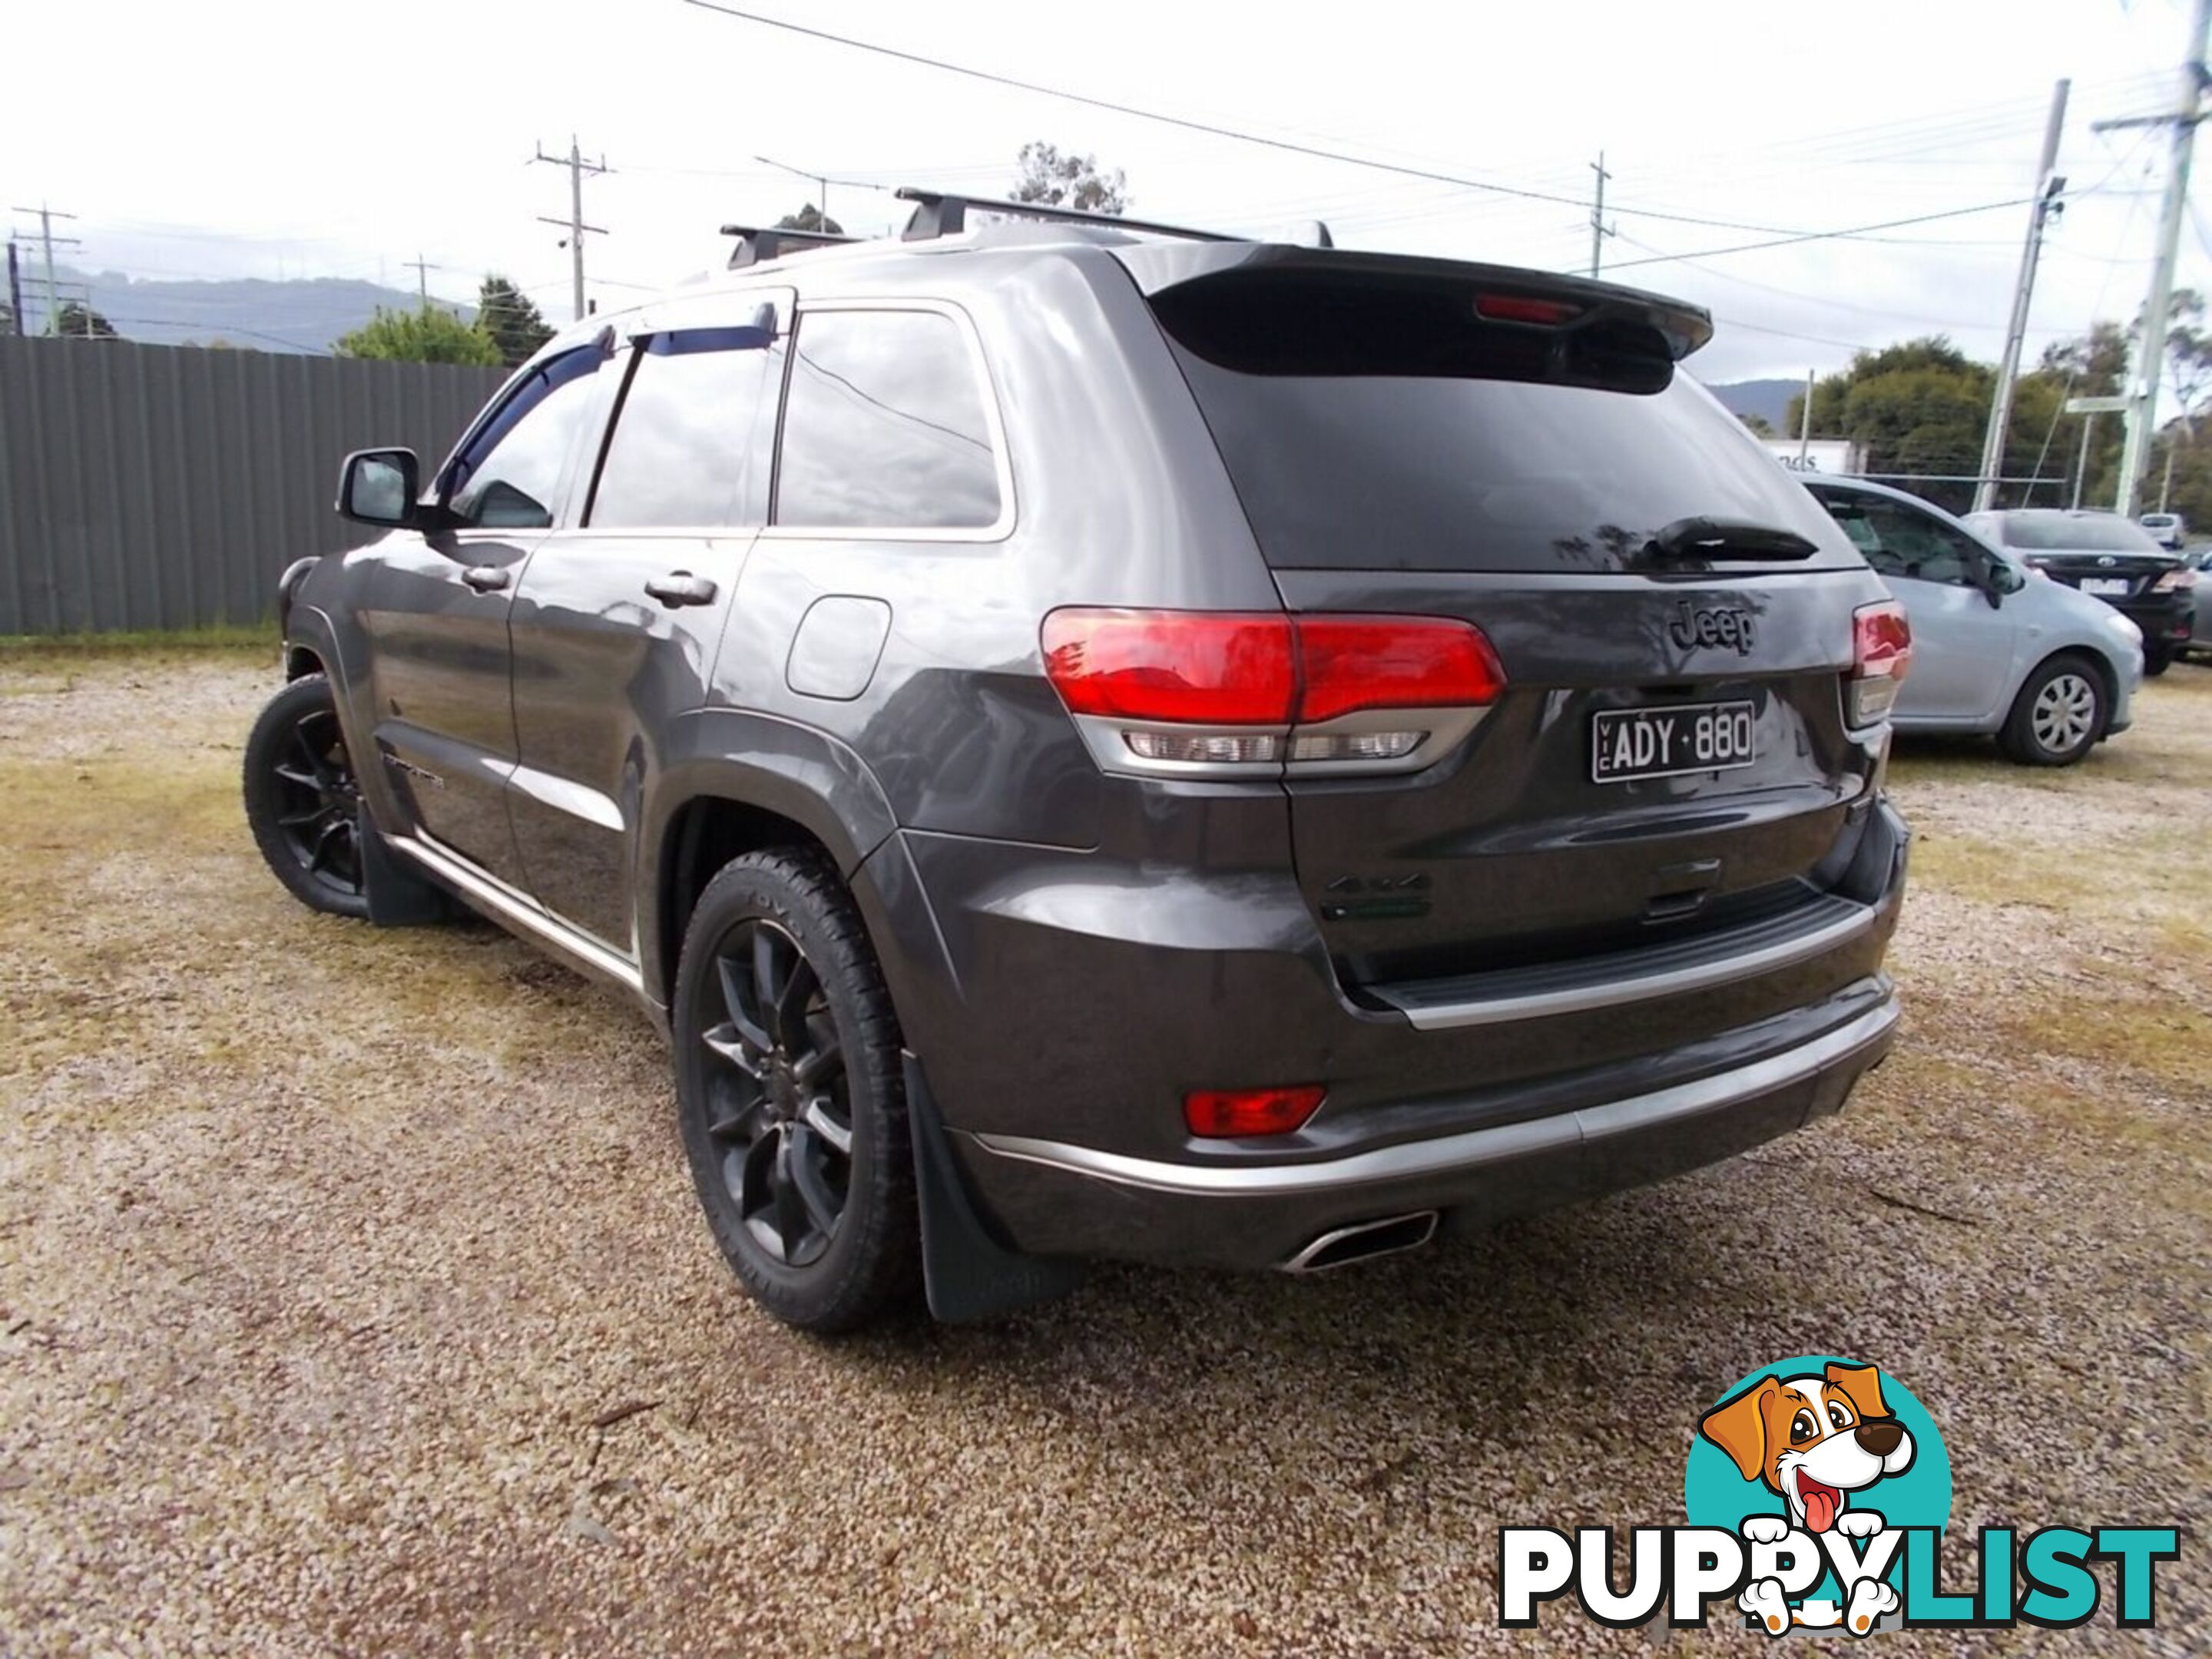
[1669,601,1755,654]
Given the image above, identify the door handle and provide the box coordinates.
[644,571,718,608]
[461,565,511,592]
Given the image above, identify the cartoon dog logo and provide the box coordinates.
[1700,1361,1917,1635]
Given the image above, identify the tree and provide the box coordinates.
[1784,336,1992,511]
[2154,288,2212,424]
[2015,322,2131,508]
[55,302,118,340]
[1012,142,1129,215]
[335,306,501,366]
[773,203,845,237]
[476,275,555,367]
[1737,412,1776,439]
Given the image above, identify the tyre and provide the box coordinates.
[672,848,918,1331]
[1998,655,2105,767]
[243,674,371,918]
[2143,644,2175,677]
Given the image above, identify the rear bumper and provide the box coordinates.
[958,979,1897,1270]
[859,796,1909,1272]
[2117,593,2194,643]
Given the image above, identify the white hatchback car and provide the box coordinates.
[1804,478,2142,766]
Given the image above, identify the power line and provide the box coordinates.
[680,0,2028,247]
[1601,197,2037,273]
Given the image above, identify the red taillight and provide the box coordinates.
[1184,1085,1325,1138]
[1040,609,1294,724]
[1040,609,1504,727]
[1848,600,1912,727]
[1474,293,1582,326]
[1293,615,1508,722]
[1853,601,1912,680]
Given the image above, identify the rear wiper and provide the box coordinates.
[1645,516,1818,563]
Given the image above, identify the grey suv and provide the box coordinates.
[243,192,1910,1330]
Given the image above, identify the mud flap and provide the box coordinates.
[356,808,456,926]
[904,1051,1084,1323]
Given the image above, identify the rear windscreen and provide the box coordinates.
[1998,515,2164,553]
[1151,275,1860,575]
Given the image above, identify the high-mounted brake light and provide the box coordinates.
[1474,293,1583,326]
[1184,1085,1325,1139]
[1848,600,1912,727]
[1040,608,1507,777]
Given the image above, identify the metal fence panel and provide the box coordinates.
[0,336,505,634]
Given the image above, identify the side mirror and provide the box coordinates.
[337,447,422,528]
[1982,559,2025,606]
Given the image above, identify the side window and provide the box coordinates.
[588,326,779,528]
[775,310,1002,531]
[1862,499,1979,586]
[446,349,601,530]
[1813,493,1907,578]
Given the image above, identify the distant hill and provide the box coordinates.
[22,265,474,353]
[1705,377,1802,429]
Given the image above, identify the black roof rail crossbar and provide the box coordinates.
[719,224,861,270]
[893,187,1243,245]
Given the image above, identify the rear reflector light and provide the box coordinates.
[1184,1085,1325,1138]
[1474,293,1583,326]
[1848,599,1912,727]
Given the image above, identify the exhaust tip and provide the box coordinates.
[1280,1210,1439,1273]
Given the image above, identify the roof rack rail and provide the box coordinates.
[893,187,1243,245]
[718,223,861,270]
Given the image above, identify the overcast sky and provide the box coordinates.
[3,0,2202,393]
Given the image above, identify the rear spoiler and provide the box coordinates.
[1111,242,1714,363]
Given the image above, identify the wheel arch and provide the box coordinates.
[644,711,904,1011]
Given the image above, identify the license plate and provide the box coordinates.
[1591,700,1757,783]
[2081,577,2132,596]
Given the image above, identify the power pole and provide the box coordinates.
[5,242,22,336]
[532,134,610,323]
[9,203,80,335]
[402,253,441,310]
[1973,79,2071,514]
[2073,413,2097,511]
[2108,0,2212,517]
[1799,369,1816,463]
[1588,152,1616,278]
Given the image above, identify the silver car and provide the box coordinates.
[1805,478,2141,766]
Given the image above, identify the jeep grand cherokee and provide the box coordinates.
[243,193,1909,1330]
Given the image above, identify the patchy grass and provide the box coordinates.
[0,622,274,662]
[2,649,2207,1654]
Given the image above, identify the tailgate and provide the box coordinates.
[1137,250,1892,987]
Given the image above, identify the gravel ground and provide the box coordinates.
[1,649,2206,1656]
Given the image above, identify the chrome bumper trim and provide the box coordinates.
[1374,902,1879,1031]
[970,997,1898,1198]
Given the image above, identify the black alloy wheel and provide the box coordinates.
[243,674,371,918]
[697,917,856,1269]
[673,848,917,1330]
